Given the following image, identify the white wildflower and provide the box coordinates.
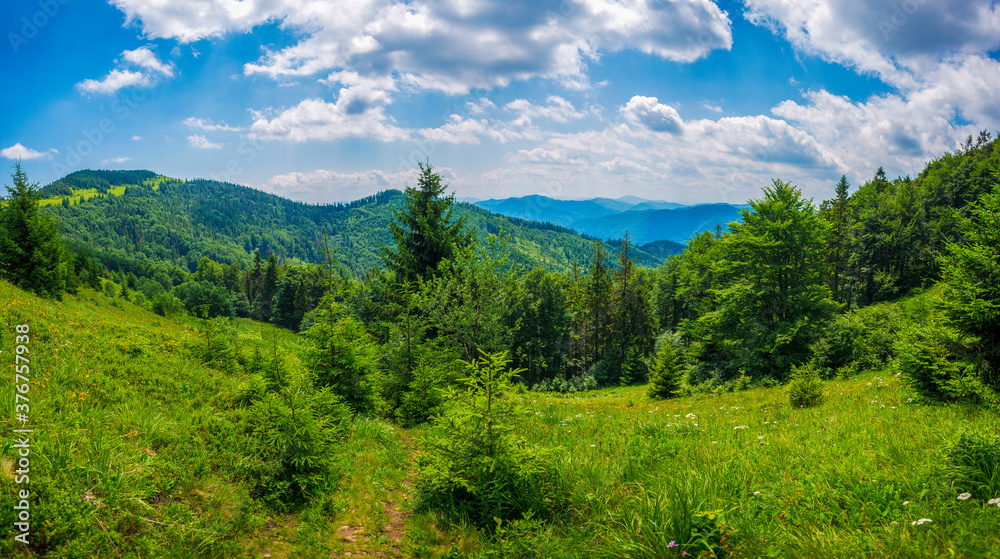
[957,492,972,501]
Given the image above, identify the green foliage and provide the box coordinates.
[895,319,988,404]
[692,180,839,383]
[530,372,597,393]
[943,431,1000,500]
[607,481,730,559]
[0,162,68,299]
[506,267,570,385]
[606,234,656,385]
[304,296,379,414]
[416,351,562,529]
[382,162,472,282]
[787,360,825,408]
[648,336,684,399]
[420,232,520,362]
[811,302,904,378]
[941,175,1000,380]
[244,387,350,510]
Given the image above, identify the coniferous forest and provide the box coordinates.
[1,136,1000,557]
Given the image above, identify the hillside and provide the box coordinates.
[1,279,998,557]
[40,172,671,279]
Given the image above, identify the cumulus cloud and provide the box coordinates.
[743,0,1000,87]
[621,96,684,134]
[1,143,52,160]
[187,135,224,149]
[505,96,586,127]
[249,88,409,143]
[102,156,131,164]
[262,167,442,203]
[184,117,242,132]
[77,46,174,95]
[112,0,732,94]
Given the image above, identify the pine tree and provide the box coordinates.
[648,341,683,399]
[0,162,67,299]
[381,162,471,282]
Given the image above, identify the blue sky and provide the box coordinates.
[2,0,998,205]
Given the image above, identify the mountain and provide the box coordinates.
[571,203,745,245]
[40,171,675,281]
[473,195,621,227]
[474,194,742,245]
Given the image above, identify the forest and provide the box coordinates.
[0,133,999,557]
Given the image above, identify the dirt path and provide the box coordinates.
[332,436,417,558]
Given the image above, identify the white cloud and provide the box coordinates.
[621,96,684,134]
[505,96,586,126]
[102,156,131,164]
[132,135,142,141]
[123,46,175,76]
[249,87,409,143]
[743,0,1000,88]
[262,167,436,203]
[76,46,174,95]
[112,0,732,94]
[187,135,224,149]
[1,143,51,160]
[701,101,723,113]
[77,69,152,95]
[184,117,242,132]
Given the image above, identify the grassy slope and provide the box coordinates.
[2,279,998,557]
[0,280,428,558]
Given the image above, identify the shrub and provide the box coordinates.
[530,372,597,394]
[811,302,902,378]
[648,341,684,399]
[787,360,825,408]
[895,320,987,403]
[416,351,563,529]
[943,431,1000,500]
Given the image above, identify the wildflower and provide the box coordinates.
[957,493,972,501]
[987,497,1000,507]
[753,491,761,496]
[734,425,748,430]
[668,541,677,548]
[902,501,910,506]
[911,518,932,526]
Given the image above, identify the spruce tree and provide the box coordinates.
[0,162,67,299]
[381,162,471,282]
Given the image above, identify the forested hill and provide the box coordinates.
[40,171,673,277]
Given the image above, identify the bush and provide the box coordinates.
[895,320,988,404]
[787,361,825,408]
[811,302,902,378]
[530,372,597,394]
[648,341,684,399]
[416,351,563,529]
[943,431,1000,500]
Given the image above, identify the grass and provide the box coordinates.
[1,278,998,557]
[36,176,181,207]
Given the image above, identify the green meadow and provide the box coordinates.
[2,279,998,558]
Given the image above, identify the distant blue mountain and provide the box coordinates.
[571,203,744,245]
[474,195,743,245]
[474,195,620,227]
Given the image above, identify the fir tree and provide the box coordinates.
[381,162,471,282]
[0,162,67,299]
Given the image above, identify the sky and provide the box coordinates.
[1,0,999,205]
